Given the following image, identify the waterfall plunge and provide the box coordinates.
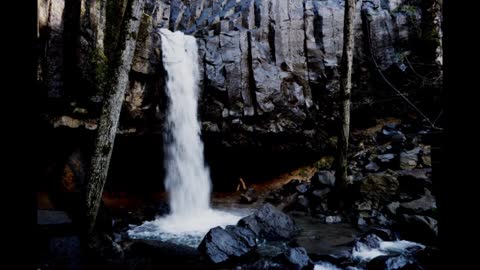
[128,29,243,246]
[161,28,210,217]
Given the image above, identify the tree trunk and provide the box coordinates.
[336,0,356,193]
[421,0,443,65]
[84,0,145,234]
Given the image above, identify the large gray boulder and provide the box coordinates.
[198,225,256,264]
[238,203,299,241]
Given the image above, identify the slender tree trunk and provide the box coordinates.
[336,0,356,193]
[84,0,145,234]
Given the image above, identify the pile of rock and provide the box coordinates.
[198,203,301,265]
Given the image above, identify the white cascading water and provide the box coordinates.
[128,29,243,247]
[161,28,211,217]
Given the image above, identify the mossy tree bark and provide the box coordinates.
[335,0,356,194]
[84,0,145,234]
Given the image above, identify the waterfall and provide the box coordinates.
[160,28,211,215]
[127,29,244,247]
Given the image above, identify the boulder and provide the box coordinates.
[356,234,382,249]
[360,170,400,205]
[311,188,331,200]
[366,227,395,241]
[399,189,436,215]
[419,145,432,167]
[385,202,401,216]
[126,240,209,269]
[198,226,255,264]
[295,183,310,194]
[311,171,336,188]
[237,203,299,241]
[397,215,438,245]
[400,148,421,170]
[397,169,432,194]
[225,225,257,249]
[280,247,314,270]
[365,162,380,172]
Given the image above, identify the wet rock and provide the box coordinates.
[366,227,395,241]
[295,183,310,194]
[399,189,436,215]
[311,188,331,200]
[255,240,290,258]
[397,169,432,181]
[325,216,342,224]
[378,125,406,144]
[414,246,441,270]
[265,191,284,205]
[374,213,392,227]
[198,226,254,264]
[385,202,401,215]
[376,153,397,169]
[377,153,395,163]
[397,169,432,195]
[360,170,400,205]
[398,215,438,245]
[358,217,368,227]
[367,255,415,270]
[240,188,258,204]
[225,225,257,249]
[281,247,313,270]
[419,145,431,167]
[355,201,372,211]
[400,148,421,170]
[356,234,382,249]
[126,240,208,269]
[365,162,380,172]
[238,203,299,241]
[296,195,310,212]
[311,170,336,188]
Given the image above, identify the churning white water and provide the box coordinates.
[314,261,343,270]
[128,29,243,247]
[352,239,425,262]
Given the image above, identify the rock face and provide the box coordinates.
[38,0,442,154]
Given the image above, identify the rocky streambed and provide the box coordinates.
[37,119,440,270]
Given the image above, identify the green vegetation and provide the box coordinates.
[91,47,109,94]
[314,156,335,170]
